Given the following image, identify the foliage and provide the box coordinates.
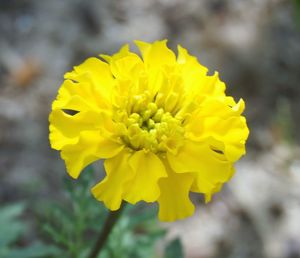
[0,202,60,258]
[165,238,184,258]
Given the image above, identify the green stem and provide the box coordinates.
[87,203,125,258]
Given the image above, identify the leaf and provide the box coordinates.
[127,204,158,228]
[42,224,68,246]
[0,203,27,247]
[165,238,184,258]
[0,221,27,248]
[0,203,26,221]
[4,242,61,258]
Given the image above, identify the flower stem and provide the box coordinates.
[87,203,125,258]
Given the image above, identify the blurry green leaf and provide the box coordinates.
[0,221,27,248]
[42,224,68,246]
[0,247,11,258]
[0,202,26,220]
[165,238,184,258]
[0,203,27,247]
[4,242,61,258]
[127,204,158,227]
[0,203,63,258]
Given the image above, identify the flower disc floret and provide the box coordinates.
[116,94,184,153]
[49,40,249,222]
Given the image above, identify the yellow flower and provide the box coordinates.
[49,40,249,222]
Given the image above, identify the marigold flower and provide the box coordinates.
[49,40,249,222]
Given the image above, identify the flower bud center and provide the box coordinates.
[115,93,184,153]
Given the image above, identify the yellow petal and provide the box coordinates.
[100,44,130,63]
[186,120,246,159]
[182,72,226,112]
[61,131,123,179]
[184,98,249,162]
[134,40,151,59]
[177,45,208,80]
[203,116,249,161]
[167,140,233,195]
[92,149,134,211]
[147,69,167,100]
[202,182,223,203]
[52,79,110,112]
[135,40,176,68]
[196,97,246,119]
[123,150,167,204]
[101,44,144,80]
[49,109,103,150]
[64,57,114,100]
[158,161,195,222]
[110,54,144,80]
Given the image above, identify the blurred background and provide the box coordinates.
[1,0,300,257]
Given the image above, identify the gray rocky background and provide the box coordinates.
[1,0,300,257]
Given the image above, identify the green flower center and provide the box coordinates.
[115,92,184,153]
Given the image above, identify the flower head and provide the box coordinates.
[49,40,249,222]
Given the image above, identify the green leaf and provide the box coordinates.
[0,203,26,220]
[165,238,184,258]
[42,224,68,246]
[4,242,61,258]
[127,204,158,228]
[0,203,27,247]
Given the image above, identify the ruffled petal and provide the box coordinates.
[185,98,249,162]
[100,44,130,63]
[92,149,134,210]
[135,40,176,68]
[133,40,151,59]
[64,57,114,100]
[202,116,248,162]
[49,109,102,150]
[101,45,144,80]
[192,181,224,203]
[110,54,144,80]
[61,131,123,179]
[158,161,195,222]
[52,79,110,111]
[181,73,226,114]
[177,45,208,81]
[167,140,233,196]
[123,150,167,204]
[190,97,246,120]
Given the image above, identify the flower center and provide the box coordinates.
[115,92,184,154]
